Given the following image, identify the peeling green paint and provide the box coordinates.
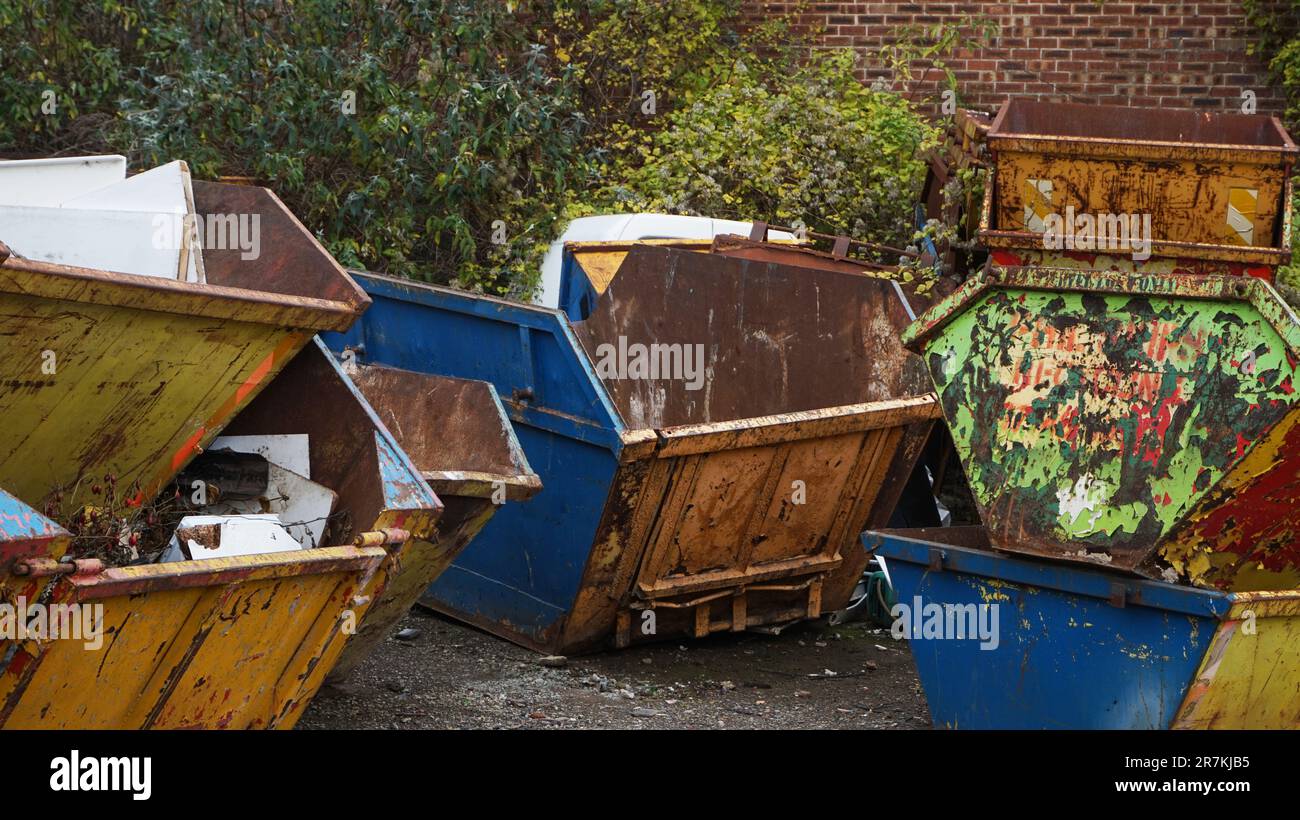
[914,270,1300,576]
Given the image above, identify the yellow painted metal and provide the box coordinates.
[1173,591,1300,729]
[0,342,444,729]
[0,174,397,729]
[0,180,368,514]
[186,340,447,698]
[1162,408,1300,592]
[988,100,1298,250]
[565,239,714,296]
[0,546,388,729]
[0,291,310,507]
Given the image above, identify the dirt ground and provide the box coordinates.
[299,608,931,730]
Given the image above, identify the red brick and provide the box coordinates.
[740,0,1282,112]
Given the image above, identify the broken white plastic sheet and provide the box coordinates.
[0,156,205,282]
[200,463,336,548]
[171,433,336,553]
[209,434,311,479]
[159,514,302,563]
[0,155,127,207]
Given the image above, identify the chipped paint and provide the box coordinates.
[334,249,938,654]
[987,99,1297,252]
[874,529,1300,729]
[0,341,444,729]
[907,266,1300,586]
[325,363,540,682]
[0,544,389,729]
[0,180,367,513]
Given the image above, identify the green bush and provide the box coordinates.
[1,0,591,297]
[590,49,937,247]
[1244,0,1300,304]
[0,0,942,296]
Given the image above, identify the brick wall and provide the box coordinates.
[744,1,1285,114]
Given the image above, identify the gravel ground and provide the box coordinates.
[299,608,931,730]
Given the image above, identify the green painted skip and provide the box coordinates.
[924,282,1300,560]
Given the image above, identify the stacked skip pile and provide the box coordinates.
[870,102,1300,728]
[0,156,515,729]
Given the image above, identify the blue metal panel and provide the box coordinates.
[866,531,1230,729]
[914,204,941,268]
[425,424,619,642]
[321,272,623,444]
[558,251,599,322]
[319,272,626,644]
[0,488,64,545]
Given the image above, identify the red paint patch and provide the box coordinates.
[1190,421,1300,573]
[170,426,207,472]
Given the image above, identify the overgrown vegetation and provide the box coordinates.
[1244,0,1300,302]
[0,0,970,297]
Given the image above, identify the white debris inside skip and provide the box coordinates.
[159,433,337,562]
[0,154,205,282]
[210,434,312,479]
[160,514,300,562]
[198,462,336,549]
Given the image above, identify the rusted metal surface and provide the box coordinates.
[741,221,919,263]
[216,342,445,689]
[709,233,948,315]
[987,100,1297,254]
[351,364,540,500]
[986,247,1285,281]
[569,244,939,645]
[904,264,1300,589]
[327,363,539,681]
[0,339,443,729]
[328,248,941,652]
[703,233,946,576]
[573,245,929,427]
[0,489,71,640]
[979,168,1294,271]
[573,396,938,652]
[564,239,715,297]
[554,246,941,651]
[924,108,991,228]
[0,180,369,514]
[919,107,993,277]
[0,544,389,729]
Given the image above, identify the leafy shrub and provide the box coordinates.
[0,0,942,296]
[1243,0,1300,305]
[1,0,591,297]
[590,48,937,247]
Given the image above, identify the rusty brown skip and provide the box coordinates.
[551,245,939,650]
[984,99,1298,266]
[324,364,540,681]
